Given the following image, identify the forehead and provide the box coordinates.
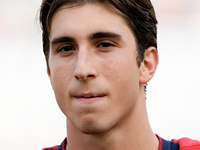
[49,2,132,39]
[51,2,124,23]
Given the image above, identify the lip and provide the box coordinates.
[74,93,106,103]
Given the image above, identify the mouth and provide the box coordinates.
[74,93,107,103]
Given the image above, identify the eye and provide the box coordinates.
[58,45,75,53]
[98,42,114,48]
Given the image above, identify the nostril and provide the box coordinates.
[87,74,94,78]
[75,76,78,79]
[75,74,94,80]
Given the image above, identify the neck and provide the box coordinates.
[66,88,159,150]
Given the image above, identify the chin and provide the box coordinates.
[78,119,110,135]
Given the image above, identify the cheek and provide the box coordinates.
[101,54,126,77]
[101,53,139,98]
[49,59,75,106]
[49,62,74,116]
[101,52,138,80]
[50,59,74,84]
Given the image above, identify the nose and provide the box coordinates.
[73,50,97,81]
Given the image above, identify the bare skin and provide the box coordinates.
[48,2,159,150]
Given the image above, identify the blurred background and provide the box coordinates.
[0,0,200,149]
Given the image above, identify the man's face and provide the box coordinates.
[49,3,141,134]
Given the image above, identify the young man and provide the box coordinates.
[39,0,200,150]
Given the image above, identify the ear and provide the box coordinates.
[139,46,159,84]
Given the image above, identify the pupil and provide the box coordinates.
[64,46,72,51]
[102,43,110,47]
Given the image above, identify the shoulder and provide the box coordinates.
[42,145,60,150]
[172,138,200,150]
[42,138,67,150]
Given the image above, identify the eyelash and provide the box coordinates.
[57,41,115,53]
[57,45,75,53]
[97,41,115,48]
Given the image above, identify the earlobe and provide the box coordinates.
[139,46,159,84]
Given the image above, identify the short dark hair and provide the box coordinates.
[39,0,158,68]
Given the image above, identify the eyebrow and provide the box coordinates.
[50,31,122,46]
[51,36,75,46]
[88,31,122,40]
